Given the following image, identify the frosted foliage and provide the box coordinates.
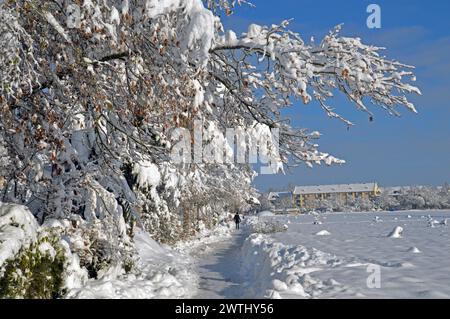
[0,203,39,267]
[0,137,10,181]
[0,0,419,268]
[133,161,161,189]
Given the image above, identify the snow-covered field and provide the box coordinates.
[241,210,450,298]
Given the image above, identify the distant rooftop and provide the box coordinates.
[268,191,292,201]
[293,183,378,195]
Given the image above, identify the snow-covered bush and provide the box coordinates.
[1,203,39,266]
[44,217,136,279]
[377,186,450,211]
[297,195,377,214]
[350,197,376,212]
[293,185,450,214]
[0,203,87,298]
[0,234,67,298]
[376,190,401,211]
[258,194,275,212]
[250,218,287,234]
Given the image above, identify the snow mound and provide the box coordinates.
[315,230,331,236]
[388,226,403,238]
[374,216,382,223]
[0,202,39,267]
[428,219,441,228]
[258,211,274,217]
[408,247,421,254]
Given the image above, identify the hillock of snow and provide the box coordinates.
[388,226,404,238]
[408,247,421,254]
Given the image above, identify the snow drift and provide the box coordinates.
[66,229,198,299]
[239,231,346,298]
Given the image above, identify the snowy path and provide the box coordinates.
[65,211,450,299]
[191,230,247,299]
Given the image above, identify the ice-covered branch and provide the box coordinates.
[213,23,421,121]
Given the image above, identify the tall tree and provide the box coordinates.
[0,0,420,253]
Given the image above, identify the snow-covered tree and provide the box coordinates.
[377,189,400,211]
[257,193,275,212]
[0,0,420,271]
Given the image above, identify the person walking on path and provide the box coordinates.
[233,212,241,230]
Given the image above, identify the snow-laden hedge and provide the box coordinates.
[0,235,67,298]
[0,203,87,298]
[0,203,38,266]
[246,215,288,234]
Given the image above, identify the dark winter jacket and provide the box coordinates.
[234,214,241,223]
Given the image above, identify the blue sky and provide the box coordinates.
[221,0,450,191]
